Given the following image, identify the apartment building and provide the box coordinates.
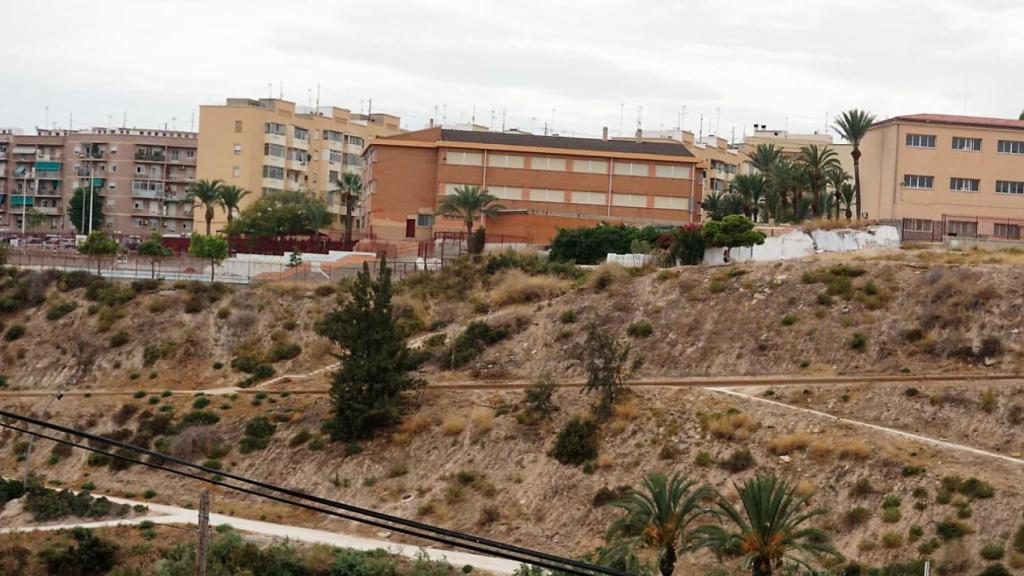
[0,127,197,235]
[613,130,747,198]
[362,127,703,244]
[195,98,402,234]
[741,127,854,176]
[861,114,1024,238]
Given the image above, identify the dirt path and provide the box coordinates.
[0,495,521,574]
[707,386,1024,467]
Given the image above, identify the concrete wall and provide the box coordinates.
[702,225,899,265]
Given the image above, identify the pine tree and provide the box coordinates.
[316,258,424,441]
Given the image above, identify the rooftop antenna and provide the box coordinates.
[731,126,735,145]
[501,109,506,132]
[278,81,283,99]
[471,105,476,125]
[699,113,703,140]
[368,98,372,117]
[268,83,273,99]
[442,104,447,124]
[682,105,687,133]
[69,113,73,131]
[315,83,320,110]
[637,106,643,130]
[122,110,127,129]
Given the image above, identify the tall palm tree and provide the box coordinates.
[694,475,840,576]
[700,190,727,220]
[435,185,504,253]
[339,172,363,245]
[732,174,766,223]
[748,143,783,173]
[217,185,250,227]
[186,179,224,235]
[767,158,800,221]
[797,145,840,218]
[836,183,855,220]
[825,167,851,220]
[833,110,876,221]
[608,472,711,576]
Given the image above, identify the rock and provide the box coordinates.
[779,455,792,463]
[984,357,996,367]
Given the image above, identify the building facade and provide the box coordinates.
[195,98,402,234]
[362,128,703,244]
[0,127,197,236]
[861,114,1024,238]
[741,128,854,177]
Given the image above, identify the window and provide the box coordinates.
[998,140,1024,154]
[264,122,286,136]
[612,193,647,207]
[653,196,690,210]
[994,223,1021,240]
[135,165,145,175]
[329,150,342,164]
[952,136,982,151]
[234,120,243,133]
[570,191,606,205]
[344,153,360,165]
[186,149,194,159]
[233,144,242,155]
[445,150,483,166]
[346,135,364,147]
[531,157,566,171]
[996,180,1024,195]
[293,127,309,140]
[443,183,472,195]
[572,159,608,174]
[487,154,524,168]
[329,170,339,183]
[110,164,117,173]
[949,177,980,192]
[905,134,936,148]
[946,220,978,237]
[417,214,435,227]
[262,165,284,179]
[287,148,306,162]
[614,162,649,176]
[903,218,933,232]
[325,130,344,143]
[108,183,116,190]
[529,188,564,202]
[487,186,523,200]
[903,174,934,189]
[263,143,285,157]
[655,164,690,179]
[232,166,240,177]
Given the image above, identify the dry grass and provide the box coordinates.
[399,413,434,435]
[470,407,495,433]
[585,262,627,291]
[837,439,872,460]
[596,454,615,468]
[441,416,467,436]
[607,419,630,434]
[612,399,640,421]
[801,218,878,232]
[768,433,811,455]
[795,479,816,497]
[706,412,757,441]
[809,439,835,462]
[489,270,569,306]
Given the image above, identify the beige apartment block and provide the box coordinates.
[614,129,748,199]
[0,127,197,236]
[741,128,855,176]
[195,98,402,235]
[861,114,1024,236]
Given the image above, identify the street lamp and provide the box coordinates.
[22,378,73,485]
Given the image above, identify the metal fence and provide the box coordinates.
[892,215,1024,244]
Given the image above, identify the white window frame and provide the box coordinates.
[653,196,690,210]
[996,180,1024,195]
[946,220,978,237]
[903,174,934,189]
[611,193,647,207]
[951,136,982,151]
[949,177,980,192]
[614,162,649,177]
[903,218,933,232]
[997,140,1024,155]
[487,154,524,169]
[445,150,483,166]
[530,157,566,171]
[528,188,564,203]
[487,186,523,201]
[905,134,936,149]
[569,191,606,205]
[994,223,1021,240]
[571,159,608,174]
[655,164,690,179]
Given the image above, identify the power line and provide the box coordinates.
[0,410,628,576]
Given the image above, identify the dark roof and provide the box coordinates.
[439,129,695,158]
[873,113,1024,131]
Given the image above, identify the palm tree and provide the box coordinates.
[186,179,224,235]
[306,200,333,251]
[836,183,855,220]
[608,472,711,576]
[338,172,363,245]
[694,475,840,576]
[217,185,250,227]
[732,174,766,223]
[748,143,783,173]
[435,185,504,253]
[700,190,727,220]
[825,167,851,220]
[797,145,840,218]
[833,110,876,221]
[767,158,800,221]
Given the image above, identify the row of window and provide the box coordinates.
[903,218,1022,240]
[256,121,365,146]
[441,183,690,210]
[906,133,1024,154]
[327,150,361,165]
[444,151,692,179]
[904,174,1024,195]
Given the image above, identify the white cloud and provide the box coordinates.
[0,0,1020,139]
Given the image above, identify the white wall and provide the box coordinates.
[702,225,899,265]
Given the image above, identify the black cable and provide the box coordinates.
[0,420,597,576]
[0,410,628,576]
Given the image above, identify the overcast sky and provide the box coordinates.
[2,0,1022,141]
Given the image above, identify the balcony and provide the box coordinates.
[36,187,62,197]
[135,149,166,162]
[35,171,62,180]
[35,206,60,216]
[10,195,34,207]
[82,147,105,159]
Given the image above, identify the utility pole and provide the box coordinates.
[195,490,210,576]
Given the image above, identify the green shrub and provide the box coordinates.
[959,477,994,499]
[133,390,146,399]
[289,429,313,448]
[559,309,578,324]
[908,524,924,542]
[550,416,599,466]
[694,451,712,466]
[881,532,903,549]
[4,324,26,341]
[0,375,7,389]
[781,314,797,326]
[935,519,971,540]
[720,448,755,473]
[38,527,118,576]
[142,489,156,499]
[981,544,1005,561]
[626,320,653,338]
[143,340,176,367]
[882,494,902,509]
[978,564,1011,576]
[239,416,277,453]
[844,507,871,527]
[882,507,901,523]
[849,332,867,351]
[549,223,659,264]
[447,321,509,369]
[266,342,301,363]
[817,293,833,306]
[46,300,78,321]
[108,330,129,348]
[179,410,220,428]
[192,396,211,409]
[850,478,874,498]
